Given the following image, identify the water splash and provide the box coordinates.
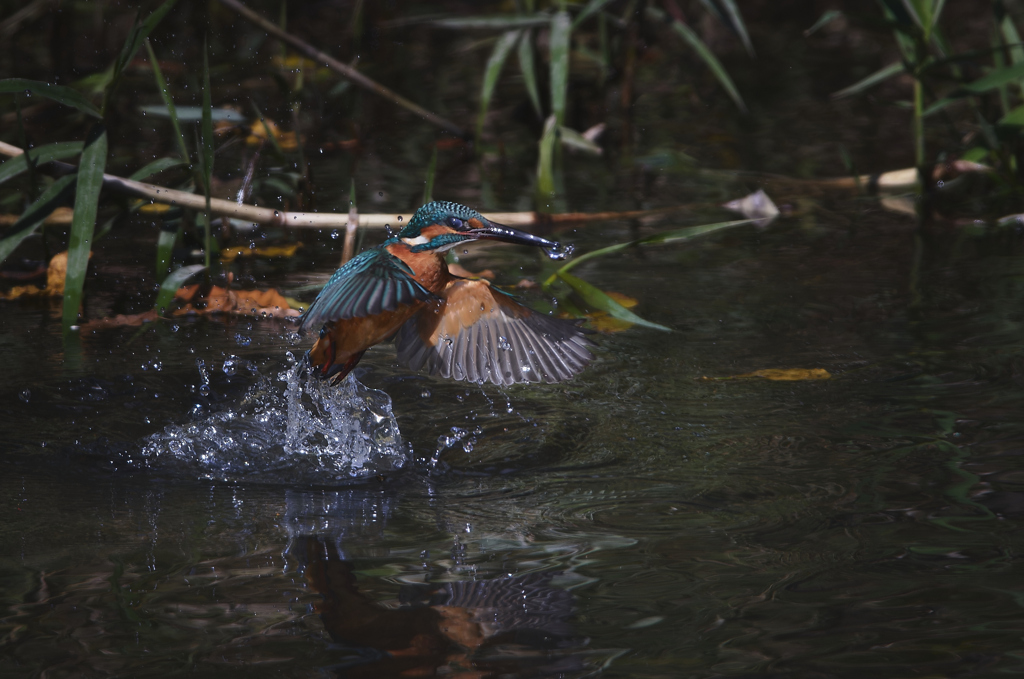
[136,362,406,483]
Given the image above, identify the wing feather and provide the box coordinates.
[396,279,593,385]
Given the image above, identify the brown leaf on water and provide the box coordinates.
[702,368,831,381]
[80,284,300,329]
[80,310,159,331]
[447,263,495,280]
[173,285,300,318]
[220,242,303,263]
[585,292,638,333]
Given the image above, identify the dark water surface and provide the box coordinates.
[5,3,1024,677]
[5,197,1024,677]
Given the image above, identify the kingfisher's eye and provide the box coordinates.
[447,216,464,229]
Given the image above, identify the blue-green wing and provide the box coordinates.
[298,248,434,333]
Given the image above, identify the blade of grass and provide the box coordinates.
[104,0,178,114]
[961,61,1024,93]
[431,15,549,29]
[536,115,558,200]
[573,0,615,28]
[63,123,108,332]
[831,61,905,99]
[647,8,747,112]
[804,9,843,36]
[201,37,214,270]
[0,79,101,118]
[551,219,751,280]
[154,264,205,314]
[556,270,672,332]
[422,145,437,204]
[549,10,571,126]
[1000,14,1024,95]
[144,38,190,163]
[0,141,84,186]
[517,29,542,118]
[698,0,754,57]
[155,218,182,278]
[0,174,76,264]
[129,157,187,182]
[477,29,521,143]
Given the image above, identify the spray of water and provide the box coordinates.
[136,359,407,483]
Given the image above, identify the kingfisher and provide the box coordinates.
[299,201,593,386]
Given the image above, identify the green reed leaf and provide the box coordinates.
[129,157,187,182]
[831,61,905,99]
[0,174,77,265]
[0,142,84,187]
[649,8,747,112]
[477,29,521,143]
[144,39,190,164]
[154,264,205,314]
[517,29,542,118]
[804,9,843,36]
[961,62,1024,94]
[103,0,178,115]
[555,219,751,278]
[573,0,615,28]
[556,271,672,332]
[431,15,549,29]
[0,79,101,118]
[698,0,755,57]
[549,11,571,125]
[63,123,108,332]
[536,115,558,199]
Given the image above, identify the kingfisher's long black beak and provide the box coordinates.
[469,219,560,249]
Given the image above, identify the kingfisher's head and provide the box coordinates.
[397,200,562,254]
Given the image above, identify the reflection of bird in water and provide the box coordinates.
[294,537,587,678]
[299,201,593,386]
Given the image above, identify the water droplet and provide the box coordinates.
[23,90,31,96]
[420,389,431,398]
[378,191,383,197]
[222,356,240,376]
[198,384,211,397]
[18,389,30,403]
[498,336,511,351]
[544,243,574,260]
[397,216,403,222]
[331,231,340,239]
[234,333,252,347]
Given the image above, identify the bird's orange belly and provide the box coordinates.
[308,303,423,373]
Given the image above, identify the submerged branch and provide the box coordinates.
[215,0,467,138]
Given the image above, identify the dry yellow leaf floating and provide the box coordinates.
[139,202,173,214]
[242,117,299,151]
[220,242,303,263]
[702,368,831,381]
[0,250,84,300]
[586,292,638,333]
